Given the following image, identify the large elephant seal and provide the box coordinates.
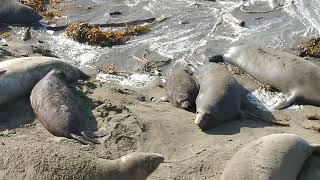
[0,57,89,106]
[220,44,320,110]
[164,68,199,111]
[191,63,242,130]
[0,0,42,25]
[221,134,320,180]
[0,139,164,180]
[30,69,104,144]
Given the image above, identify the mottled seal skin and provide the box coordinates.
[30,69,103,144]
[222,44,320,110]
[164,69,199,111]
[0,0,42,25]
[0,57,89,106]
[192,63,242,130]
[221,134,320,180]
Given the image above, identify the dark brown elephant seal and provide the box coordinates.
[0,0,42,25]
[30,69,105,144]
[221,134,320,180]
[191,63,242,130]
[220,44,320,110]
[164,68,199,111]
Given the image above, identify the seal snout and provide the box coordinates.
[194,112,208,131]
[150,153,165,168]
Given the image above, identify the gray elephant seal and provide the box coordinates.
[191,63,242,130]
[220,44,320,110]
[30,69,104,144]
[0,139,164,180]
[221,134,320,180]
[0,57,89,106]
[0,0,42,25]
[164,69,199,111]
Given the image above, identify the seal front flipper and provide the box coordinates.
[272,92,297,110]
[82,128,107,138]
[81,131,101,144]
[69,133,93,145]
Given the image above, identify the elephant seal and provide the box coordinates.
[164,68,199,111]
[0,139,164,180]
[221,134,320,180]
[30,69,104,144]
[0,57,89,106]
[220,44,320,110]
[191,62,242,130]
[0,0,42,25]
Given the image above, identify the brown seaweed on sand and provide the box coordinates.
[20,0,62,23]
[64,17,166,47]
[298,36,320,58]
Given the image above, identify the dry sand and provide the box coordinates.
[0,68,320,179]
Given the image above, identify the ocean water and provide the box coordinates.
[36,0,320,106]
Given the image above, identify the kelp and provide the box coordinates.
[20,0,62,23]
[0,32,12,40]
[298,36,320,58]
[65,22,151,46]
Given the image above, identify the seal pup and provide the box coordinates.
[220,44,320,110]
[0,0,42,25]
[164,68,199,111]
[190,62,242,130]
[0,57,89,106]
[221,134,320,180]
[30,69,105,144]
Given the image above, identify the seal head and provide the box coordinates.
[118,152,164,180]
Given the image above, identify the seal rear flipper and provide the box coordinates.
[272,93,297,110]
[243,111,290,126]
[69,133,93,145]
[81,131,101,144]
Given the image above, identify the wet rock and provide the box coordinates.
[109,11,122,16]
[22,27,31,41]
